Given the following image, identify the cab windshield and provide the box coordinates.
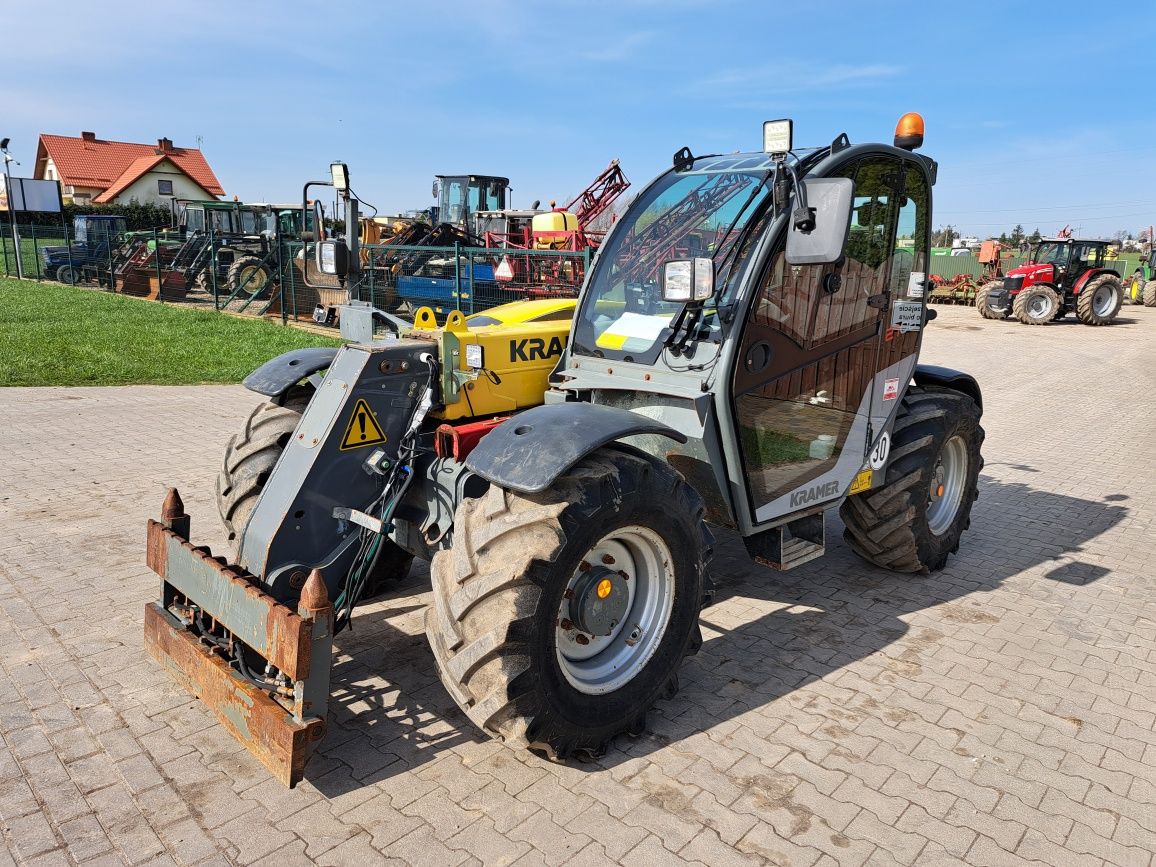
[1034,242,1069,265]
[572,165,772,361]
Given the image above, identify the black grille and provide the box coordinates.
[1003,275,1024,292]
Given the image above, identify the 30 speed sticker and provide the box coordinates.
[869,432,891,470]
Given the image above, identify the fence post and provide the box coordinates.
[467,248,475,314]
[30,223,41,280]
[153,228,164,302]
[454,241,462,307]
[209,231,219,310]
[107,224,116,291]
[0,219,8,277]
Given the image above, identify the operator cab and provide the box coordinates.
[563,115,940,542]
[433,174,510,228]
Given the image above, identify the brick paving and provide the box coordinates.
[0,303,1154,866]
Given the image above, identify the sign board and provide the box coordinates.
[0,176,64,213]
[890,299,924,332]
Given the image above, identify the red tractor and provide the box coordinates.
[977,238,1124,325]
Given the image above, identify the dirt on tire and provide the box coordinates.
[1012,284,1061,325]
[1076,273,1123,325]
[975,280,1008,320]
[426,445,710,759]
[840,386,984,573]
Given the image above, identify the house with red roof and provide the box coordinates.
[33,131,225,206]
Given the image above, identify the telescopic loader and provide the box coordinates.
[144,113,985,786]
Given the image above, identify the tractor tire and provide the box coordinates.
[215,390,412,597]
[975,281,1008,319]
[227,256,273,298]
[1012,284,1061,325]
[56,264,80,285]
[840,386,983,573]
[1143,279,1156,308]
[427,445,710,759]
[1075,273,1123,325]
[1127,276,1145,305]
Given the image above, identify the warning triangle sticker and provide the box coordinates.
[338,399,388,451]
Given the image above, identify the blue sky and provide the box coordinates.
[3,0,1155,238]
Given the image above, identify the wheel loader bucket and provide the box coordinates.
[142,489,332,787]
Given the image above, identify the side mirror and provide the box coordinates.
[432,180,439,199]
[662,257,714,303]
[316,238,349,278]
[785,177,854,266]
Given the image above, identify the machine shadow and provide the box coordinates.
[310,473,1127,793]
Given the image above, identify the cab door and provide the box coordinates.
[731,154,904,526]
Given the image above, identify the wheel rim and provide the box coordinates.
[556,525,675,695]
[1092,283,1117,316]
[239,266,267,292]
[1026,292,1053,319]
[926,435,968,536]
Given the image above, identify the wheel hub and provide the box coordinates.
[569,566,629,637]
[555,526,675,695]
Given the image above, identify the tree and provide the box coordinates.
[1028,227,1042,243]
[998,232,1009,244]
[933,225,957,247]
[1010,224,1025,245]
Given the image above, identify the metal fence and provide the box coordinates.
[0,219,592,329]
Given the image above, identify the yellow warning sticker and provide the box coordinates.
[338,399,387,451]
[848,468,873,495]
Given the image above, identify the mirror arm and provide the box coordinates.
[785,161,815,233]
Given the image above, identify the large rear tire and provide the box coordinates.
[215,389,411,594]
[975,280,1008,319]
[840,386,983,573]
[1012,284,1061,325]
[427,445,709,759]
[227,256,273,298]
[1076,274,1123,325]
[1143,279,1156,308]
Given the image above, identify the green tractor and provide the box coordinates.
[1127,249,1156,306]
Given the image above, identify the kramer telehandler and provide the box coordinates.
[144,114,985,786]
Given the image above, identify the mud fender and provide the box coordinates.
[465,403,687,494]
[242,348,339,399]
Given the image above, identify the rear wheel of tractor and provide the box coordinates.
[1012,284,1061,325]
[840,386,983,573]
[427,445,710,759]
[1145,280,1156,308]
[227,256,273,298]
[215,389,412,596]
[56,264,80,285]
[975,281,1008,319]
[1076,274,1123,325]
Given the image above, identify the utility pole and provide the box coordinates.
[1,138,24,280]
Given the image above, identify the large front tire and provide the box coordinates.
[840,386,983,573]
[975,280,1008,319]
[1013,284,1061,325]
[427,446,709,759]
[1076,274,1122,325]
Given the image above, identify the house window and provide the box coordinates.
[158,179,174,196]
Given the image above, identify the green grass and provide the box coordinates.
[0,276,341,386]
[739,425,812,468]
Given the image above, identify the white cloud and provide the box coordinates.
[687,61,902,97]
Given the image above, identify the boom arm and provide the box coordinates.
[565,160,630,230]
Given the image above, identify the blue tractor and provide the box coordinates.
[41,214,128,284]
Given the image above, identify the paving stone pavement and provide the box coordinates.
[0,303,1154,866]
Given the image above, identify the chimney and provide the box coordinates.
[81,131,96,141]
[157,137,173,152]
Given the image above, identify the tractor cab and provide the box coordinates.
[1014,238,1110,291]
[432,174,510,230]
